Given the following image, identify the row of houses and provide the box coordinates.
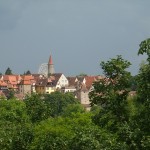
[0,73,102,108]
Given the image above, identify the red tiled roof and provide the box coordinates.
[20,80,32,85]
[21,75,34,81]
[85,76,96,90]
[2,75,20,89]
[19,75,35,85]
[0,80,7,87]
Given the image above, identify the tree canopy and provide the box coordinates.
[5,67,13,75]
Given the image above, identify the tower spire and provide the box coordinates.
[48,54,55,77]
[49,55,53,65]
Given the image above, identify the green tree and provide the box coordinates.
[77,73,87,77]
[0,99,32,150]
[89,55,131,127]
[30,118,73,150]
[138,38,150,63]
[7,89,15,100]
[61,104,85,117]
[5,67,12,75]
[24,93,51,123]
[24,70,31,75]
[44,91,79,117]
[89,55,132,149]
[30,112,121,150]
[131,38,150,149]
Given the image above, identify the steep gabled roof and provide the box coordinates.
[50,73,63,82]
[36,78,48,86]
[2,75,20,88]
[67,77,78,86]
[19,75,35,85]
[22,75,34,80]
[35,78,55,87]
[31,74,45,80]
[85,76,96,90]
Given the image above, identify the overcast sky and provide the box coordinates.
[0,0,150,76]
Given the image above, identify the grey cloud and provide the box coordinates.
[0,0,30,30]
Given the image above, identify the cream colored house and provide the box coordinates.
[50,73,69,89]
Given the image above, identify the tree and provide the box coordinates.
[89,55,132,149]
[137,38,150,101]
[24,93,52,123]
[30,112,121,150]
[44,91,79,117]
[61,104,85,117]
[77,73,87,77]
[24,70,31,75]
[138,38,150,63]
[29,118,73,150]
[5,67,12,75]
[0,99,32,150]
[131,38,150,149]
[7,89,15,100]
[89,55,131,125]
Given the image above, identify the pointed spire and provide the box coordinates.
[48,55,53,65]
[48,54,55,76]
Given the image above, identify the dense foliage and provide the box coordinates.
[5,67,13,75]
[0,39,150,149]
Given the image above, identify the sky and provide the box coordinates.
[0,0,150,76]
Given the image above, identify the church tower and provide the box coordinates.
[48,55,55,77]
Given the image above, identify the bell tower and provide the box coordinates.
[48,55,55,77]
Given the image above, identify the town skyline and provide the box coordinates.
[0,1,150,75]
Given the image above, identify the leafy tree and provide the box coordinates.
[24,93,52,123]
[131,38,150,149]
[44,91,79,117]
[7,89,15,100]
[77,73,87,77]
[90,105,101,115]
[30,112,122,150]
[5,67,12,75]
[0,99,32,150]
[138,38,150,63]
[129,75,138,91]
[24,70,31,75]
[30,118,74,150]
[89,55,131,128]
[61,104,85,117]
